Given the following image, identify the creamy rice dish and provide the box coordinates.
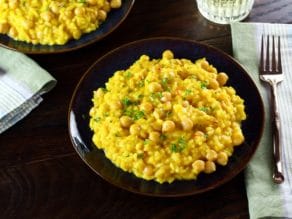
[89,50,246,183]
[0,0,122,45]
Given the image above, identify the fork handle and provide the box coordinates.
[271,83,285,184]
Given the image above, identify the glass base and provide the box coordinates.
[196,0,254,25]
[198,7,251,24]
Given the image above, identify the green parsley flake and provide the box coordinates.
[121,97,132,106]
[124,71,132,78]
[170,137,187,153]
[200,81,207,89]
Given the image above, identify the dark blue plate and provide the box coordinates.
[68,38,264,197]
[0,0,134,54]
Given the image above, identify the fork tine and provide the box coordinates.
[278,36,282,72]
[272,35,277,72]
[260,35,264,73]
[266,35,270,71]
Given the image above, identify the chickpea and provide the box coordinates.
[163,101,172,111]
[112,100,122,110]
[140,55,150,62]
[162,120,175,133]
[181,117,193,131]
[201,60,210,71]
[140,102,153,113]
[232,131,244,146]
[153,108,165,120]
[74,7,86,16]
[102,1,111,12]
[129,124,141,135]
[120,116,133,128]
[87,0,97,5]
[139,130,148,139]
[42,11,55,22]
[89,108,96,117]
[148,82,162,93]
[201,60,215,73]
[110,0,122,8]
[182,100,189,108]
[192,160,205,173]
[208,78,219,89]
[94,88,105,98]
[194,131,205,137]
[9,27,18,38]
[98,10,107,21]
[143,165,154,177]
[149,131,160,143]
[217,151,228,166]
[152,120,163,131]
[0,22,10,34]
[50,4,60,14]
[204,161,216,174]
[217,72,228,86]
[9,0,18,9]
[64,10,74,19]
[206,149,218,161]
[36,30,43,40]
[162,50,174,60]
[161,92,172,102]
[23,20,34,29]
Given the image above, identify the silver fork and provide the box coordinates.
[259,35,284,184]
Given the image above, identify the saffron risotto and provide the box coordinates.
[89,50,246,183]
[0,0,122,45]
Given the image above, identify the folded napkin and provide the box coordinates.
[0,47,56,134]
[231,22,292,219]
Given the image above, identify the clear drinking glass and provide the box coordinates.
[196,0,254,24]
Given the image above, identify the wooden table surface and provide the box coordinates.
[1,0,291,218]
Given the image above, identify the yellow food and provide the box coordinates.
[89,50,246,183]
[0,0,122,45]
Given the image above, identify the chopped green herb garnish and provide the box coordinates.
[165,111,172,118]
[161,77,170,91]
[94,117,101,123]
[170,144,181,153]
[124,71,132,78]
[160,134,167,141]
[101,87,109,92]
[199,107,209,112]
[144,139,150,145]
[124,109,144,120]
[150,92,163,101]
[157,92,163,99]
[114,132,121,137]
[170,137,187,153]
[137,153,144,159]
[138,80,145,87]
[184,89,192,96]
[77,0,86,3]
[133,110,144,120]
[121,97,132,106]
[200,81,207,89]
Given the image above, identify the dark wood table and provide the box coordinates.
[1,0,291,218]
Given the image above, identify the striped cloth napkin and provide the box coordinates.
[231,22,292,219]
[0,47,56,134]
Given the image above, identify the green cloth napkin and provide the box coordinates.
[0,47,57,134]
[231,22,292,219]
